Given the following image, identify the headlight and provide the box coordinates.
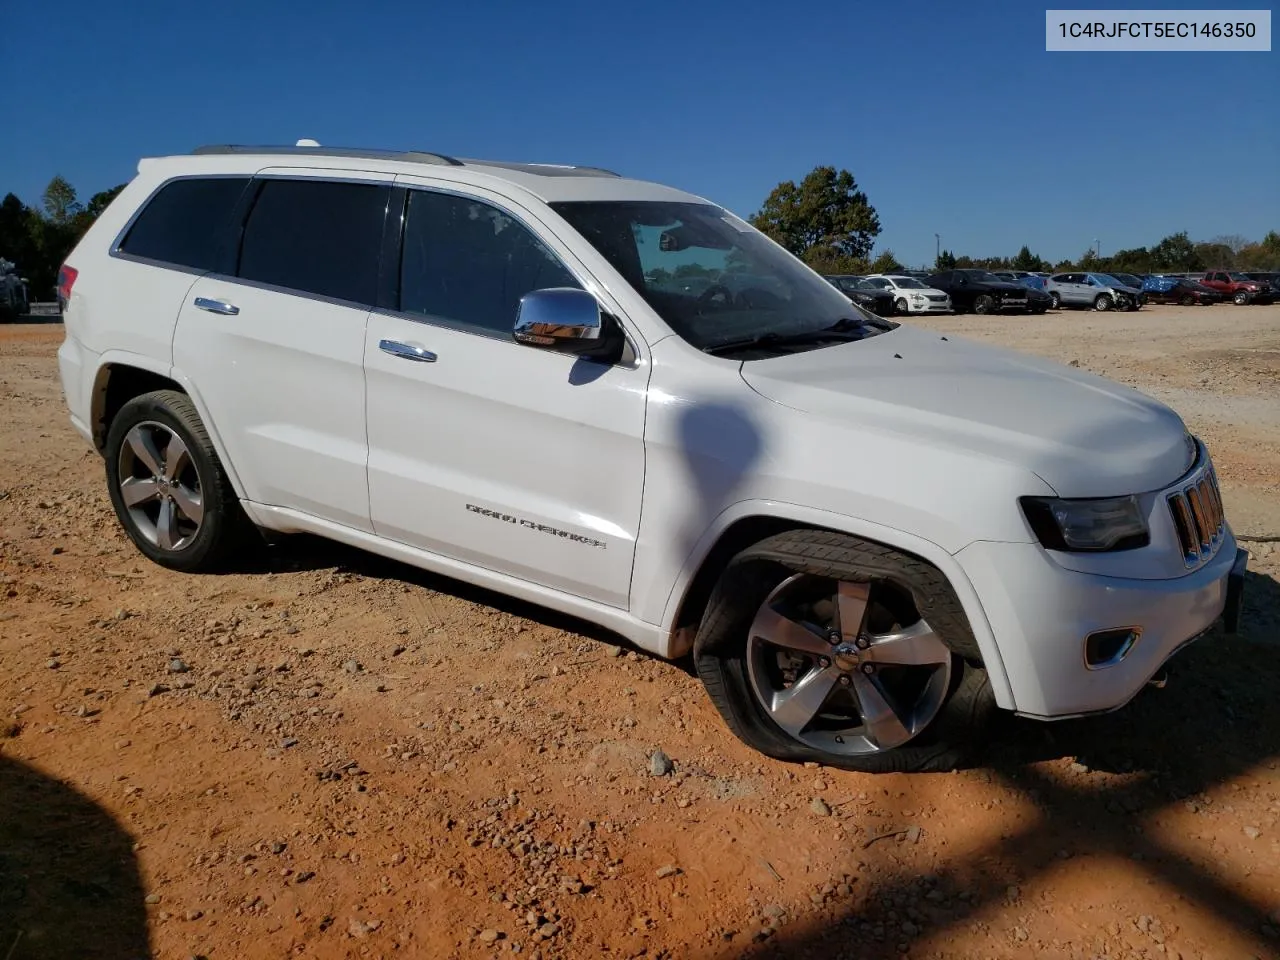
[910,294,926,301]
[1020,495,1149,552]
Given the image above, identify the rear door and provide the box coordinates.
[173,171,391,531]
[362,178,648,607]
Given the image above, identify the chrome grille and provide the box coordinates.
[1167,465,1225,567]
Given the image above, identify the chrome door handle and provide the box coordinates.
[193,297,240,316]
[379,339,437,363]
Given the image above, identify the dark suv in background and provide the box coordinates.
[925,269,1029,314]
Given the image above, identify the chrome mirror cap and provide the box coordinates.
[513,288,602,346]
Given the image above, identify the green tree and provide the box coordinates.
[1108,246,1153,274]
[750,166,881,269]
[1236,231,1280,270]
[1012,245,1044,271]
[935,249,956,270]
[1150,231,1202,272]
[42,175,81,225]
[85,184,126,220]
[867,250,903,274]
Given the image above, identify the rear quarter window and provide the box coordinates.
[118,177,251,271]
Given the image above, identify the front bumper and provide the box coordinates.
[955,535,1244,719]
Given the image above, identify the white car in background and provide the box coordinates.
[863,274,953,315]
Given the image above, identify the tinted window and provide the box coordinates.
[399,190,580,335]
[119,177,249,271]
[238,179,389,305]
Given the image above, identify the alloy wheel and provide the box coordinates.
[117,421,204,551]
[745,574,952,756]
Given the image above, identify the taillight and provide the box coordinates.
[57,265,78,309]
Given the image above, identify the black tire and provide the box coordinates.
[1180,295,1195,306]
[894,297,909,315]
[1093,294,1113,312]
[693,530,995,773]
[1233,290,1249,305]
[104,389,255,573]
[1048,292,1061,309]
[973,294,995,315]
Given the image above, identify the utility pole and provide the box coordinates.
[935,233,941,263]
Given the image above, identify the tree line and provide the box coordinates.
[0,177,126,299]
[749,165,1280,275]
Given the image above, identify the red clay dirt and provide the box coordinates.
[2,312,1279,960]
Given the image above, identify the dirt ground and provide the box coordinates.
[1,305,1278,960]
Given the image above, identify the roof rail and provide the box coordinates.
[191,144,465,166]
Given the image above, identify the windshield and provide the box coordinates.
[1227,273,1253,281]
[890,277,927,289]
[550,200,891,351]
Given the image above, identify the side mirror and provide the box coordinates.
[513,287,624,363]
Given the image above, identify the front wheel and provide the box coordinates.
[972,294,995,315]
[693,530,993,773]
[1094,294,1114,312]
[895,297,909,315]
[1233,290,1249,305]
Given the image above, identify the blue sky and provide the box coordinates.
[2,0,1276,267]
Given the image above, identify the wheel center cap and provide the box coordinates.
[832,641,862,672]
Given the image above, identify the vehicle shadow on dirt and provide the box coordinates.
[712,615,1280,959]
[0,754,151,959]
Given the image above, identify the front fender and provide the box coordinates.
[656,499,1016,710]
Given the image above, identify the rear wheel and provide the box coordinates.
[104,390,255,573]
[1048,292,1061,309]
[694,530,994,773]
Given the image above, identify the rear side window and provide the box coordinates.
[118,177,250,271]
[398,190,580,335]
[237,179,389,305]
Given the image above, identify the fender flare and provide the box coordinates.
[91,354,250,503]
[658,499,1016,711]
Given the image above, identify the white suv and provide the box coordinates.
[56,143,1247,773]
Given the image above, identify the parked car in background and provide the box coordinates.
[1140,276,1226,306]
[924,269,1029,314]
[990,270,1037,283]
[823,275,897,317]
[1243,271,1280,289]
[1045,272,1141,311]
[1108,272,1150,298]
[1196,271,1274,305]
[0,258,30,322]
[1016,276,1053,314]
[862,274,953,315]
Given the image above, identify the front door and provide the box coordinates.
[363,181,649,608]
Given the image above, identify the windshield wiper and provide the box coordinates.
[703,316,891,356]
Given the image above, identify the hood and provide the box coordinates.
[740,325,1193,498]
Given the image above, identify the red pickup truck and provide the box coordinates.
[1197,271,1275,305]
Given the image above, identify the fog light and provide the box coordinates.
[1084,627,1141,669]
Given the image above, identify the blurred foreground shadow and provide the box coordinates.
[714,606,1280,959]
[0,755,150,959]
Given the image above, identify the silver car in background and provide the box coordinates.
[1046,272,1143,311]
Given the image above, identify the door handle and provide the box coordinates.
[379,339,437,363]
[193,297,240,316]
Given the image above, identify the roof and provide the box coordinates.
[136,143,709,206]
